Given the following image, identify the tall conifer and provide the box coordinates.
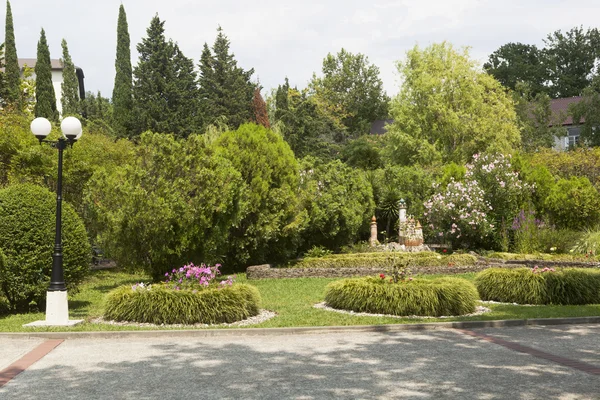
[4,0,21,107]
[112,4,133,137]
[34,28,58,121]
[60,39,80,116]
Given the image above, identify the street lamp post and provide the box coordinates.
[24,116,84,327]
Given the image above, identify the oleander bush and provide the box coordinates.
[324,277,478,316]
[0,184,91,312]
[292,252,477,269]
[104,284,261,325]
[475,268,600,305]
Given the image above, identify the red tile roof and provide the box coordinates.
[550,96,583,126]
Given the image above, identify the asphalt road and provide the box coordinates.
[1,324,599,399]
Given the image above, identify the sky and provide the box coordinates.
[2,0,600,99]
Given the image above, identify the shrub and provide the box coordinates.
[324,277,478,316]
[104,284,261,325]
[298,158,374,251]
[571,229,600,255]
[0,184,91,312]
[475,267,600,305]
[292,252,477,269]
[544,177,600,230]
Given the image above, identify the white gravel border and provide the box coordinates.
[90,309,277,328]
[313,302,492,319]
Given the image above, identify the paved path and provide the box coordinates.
[1,324,599,399]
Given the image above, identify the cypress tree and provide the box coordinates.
[198,27,255,129]
[132,15,198,137]
[60,39,80,116]
[252,87,270,128]
[34,28,58,121]
[112,4,133,137]
[4,0,20,107]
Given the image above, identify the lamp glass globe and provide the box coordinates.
[30,117,52,138]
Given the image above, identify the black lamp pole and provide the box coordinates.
[49,137,68,291]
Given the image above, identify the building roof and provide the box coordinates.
[550,96,584,126]
[18,58,66,70]
[370,119,394,135]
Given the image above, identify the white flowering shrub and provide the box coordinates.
[425,153,531,249]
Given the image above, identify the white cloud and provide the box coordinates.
[2,0,599,99]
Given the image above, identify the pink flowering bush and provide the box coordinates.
[425,153,531,249]
[164,263,235,291]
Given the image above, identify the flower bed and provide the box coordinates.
[104,263,261,324]
[291,252,477,269]
[475,267,600,305]
[324,276,478,317]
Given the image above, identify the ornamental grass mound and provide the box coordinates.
[475,267,600,305]
[104,263,261,325]
[324,276,478,317]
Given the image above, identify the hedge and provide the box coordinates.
[324,277,478,317]
[293,252,477,269]
[475,268,600,305]
[104,284,261,325]
[0,184,91,312]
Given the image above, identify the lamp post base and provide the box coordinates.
[23,291,83,327]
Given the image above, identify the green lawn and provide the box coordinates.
[1,269,599,332]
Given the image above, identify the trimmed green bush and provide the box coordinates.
[0,184,91,312]
[292,252,477,269]
[475,268,600,305]
[104,284,261,325]
[324,277,478,317]
[486,252,600,262]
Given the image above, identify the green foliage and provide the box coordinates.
[86,132,244,280]
[132,15,198,138]
[60,39,81,116]
[0,184,91,312]
[570,76,600,147]
[270,83,341,160]
[514,155,555,215]
[536,228,583,254]
[309,48,389,136]
[292,252,477,269]
[214,123,304,268]
[484,43,546,95]
[104,283,261,324]
[475,268,600,305]
[81,91,113,125]
[34,28,59,121]
[298,158,374,250]
[388,42,520,165]
[303,246,333,258]
[529,148,600,190]
[513,82,561,151]
[112,4,133,138]
[341,135,384,170]
[571,229,600,255]
[324,277,478,316]
[198,27,255,130]
[544,176,600,230]
[3,1,20,107]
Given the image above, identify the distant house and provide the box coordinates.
[550,96,584,151]
[18,58,85,115]
[370,119,394,135]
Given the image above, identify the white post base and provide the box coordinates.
[23,291,83,327]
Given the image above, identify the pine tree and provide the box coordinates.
[197,27,255,129]
[4,0,21,107]
[60,39,80,116]
[252,87,270,128]
[112,4,133,137]
[34,28,58,121]
[132,15,198,137]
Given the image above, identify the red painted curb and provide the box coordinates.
[458,329,600,376]
[0,339,64,388]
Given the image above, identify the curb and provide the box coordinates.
[1,316,599,340]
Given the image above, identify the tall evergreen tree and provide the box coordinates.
[197,27,255,129]
[34,28,58,121]
[112,4,133,137]
[132,15,197,137]
[60,39,80,116]
[4,0,20,107]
